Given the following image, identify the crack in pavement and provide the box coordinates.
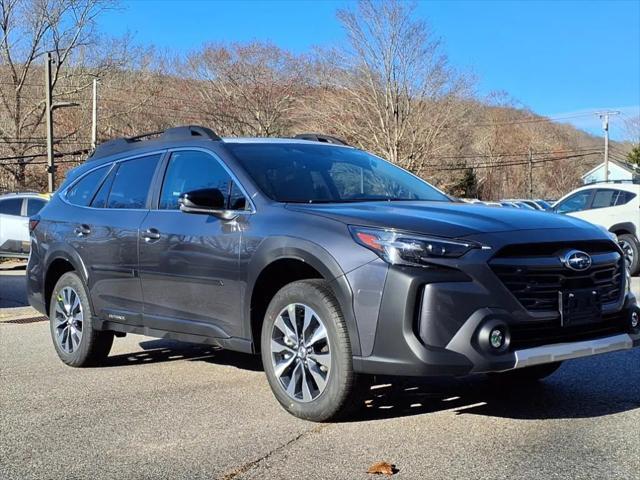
[217,424,327,480]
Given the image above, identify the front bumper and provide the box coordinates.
[351,230,639,377]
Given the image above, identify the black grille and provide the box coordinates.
[509,311,628,350]
[490,242,624,313]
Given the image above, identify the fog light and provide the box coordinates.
[489,328,505,349]
[631,311,639,330]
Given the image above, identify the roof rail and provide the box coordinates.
[294,133,349,146]
[89,125,221,160]
[584,178,640,185]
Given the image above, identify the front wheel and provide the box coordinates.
[261,279,362,422]
[618,233,639,276]
[49,272,114,367]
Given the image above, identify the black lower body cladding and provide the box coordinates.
[352,260,639,377]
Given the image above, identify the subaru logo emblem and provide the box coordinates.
[561,250,592,271]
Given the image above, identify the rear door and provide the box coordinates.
[60,154,163,325]
[0,197,28,256]
[139,149,251,339]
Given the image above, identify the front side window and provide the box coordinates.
[106,154,161,209]
[159,150,242,210]
[0,198,23,216]
[227,143,450,203]
[555,190,592,214]
[66,166,109,207]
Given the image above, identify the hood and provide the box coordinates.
[286,201,601,238]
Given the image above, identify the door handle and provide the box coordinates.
[142,228,161,241]
[74,224,91,236]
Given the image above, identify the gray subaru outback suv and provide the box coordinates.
[27,126,639,421]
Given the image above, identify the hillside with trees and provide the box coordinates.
[0,0,634,199]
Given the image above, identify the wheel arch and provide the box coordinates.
[43,247,91,316]
[245,237,361,356]
[609,222,636,237]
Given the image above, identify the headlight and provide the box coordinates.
[349,226,484,267]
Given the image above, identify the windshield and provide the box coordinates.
[227,143,450,203]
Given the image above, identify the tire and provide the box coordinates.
[488,362,562,383]
[618,233,639,276]
[261,279,363,422]
[49,271,114,367]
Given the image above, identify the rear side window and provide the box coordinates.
[0,198,23,216]
[592,189,637,209]
[159,150,235,210]
[591,189,617,209]
[26,198,47,217]
[106,154,161,209]
[66,166,109,206]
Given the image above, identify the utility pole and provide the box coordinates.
[528,147,533,198]
[44,52,55,193]
[598,111,620,182]
[91,78,98,149]
[43,52,80,193]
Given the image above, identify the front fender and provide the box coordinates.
[243,236,362,356]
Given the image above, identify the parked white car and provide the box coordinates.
[0,192,49,259]
[553,181,640,274]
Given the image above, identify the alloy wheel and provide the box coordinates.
[620,239,634,270]
[270,303,331,402]
[53,286,84,354]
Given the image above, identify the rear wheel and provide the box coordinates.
[49,272,114,367]
[489,362,562,383]
[261,279,363,422]
[618,233,639,276]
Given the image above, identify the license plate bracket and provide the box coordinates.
[559,288,602,327]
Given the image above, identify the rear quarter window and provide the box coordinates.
[66,166,110,206]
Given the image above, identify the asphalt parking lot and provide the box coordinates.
[1,262,639,480]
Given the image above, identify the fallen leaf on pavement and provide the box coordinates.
[367,461,397,476]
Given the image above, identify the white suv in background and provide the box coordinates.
[0,192,49,259]
[553,181,640,275]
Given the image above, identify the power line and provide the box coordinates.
[431,152,601,171]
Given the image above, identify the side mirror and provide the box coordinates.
[179,188,237,220]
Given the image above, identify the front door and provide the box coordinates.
[139,149,249,339]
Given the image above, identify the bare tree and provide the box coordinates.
[306,0,472,173]
[187,42,306,137]
[0,0,113,188]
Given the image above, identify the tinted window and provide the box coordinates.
[159,150,235,210]
[91,167,117,208]
[229,182,248,210]
[227,143,449,203]
[614,191,636,206]
[66,166,109,206]
[555,190,592,214]
[0,198,23,216]
[591,189,617,209]
[26,198,46,216]
[107,155,160,209]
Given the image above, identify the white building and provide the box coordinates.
[582,159,639,184]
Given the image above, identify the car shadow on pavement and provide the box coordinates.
[103,338,263,371]
[346,354,640,422]
[100,338,639,422]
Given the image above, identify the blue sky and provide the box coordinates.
[100,0,640,140]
